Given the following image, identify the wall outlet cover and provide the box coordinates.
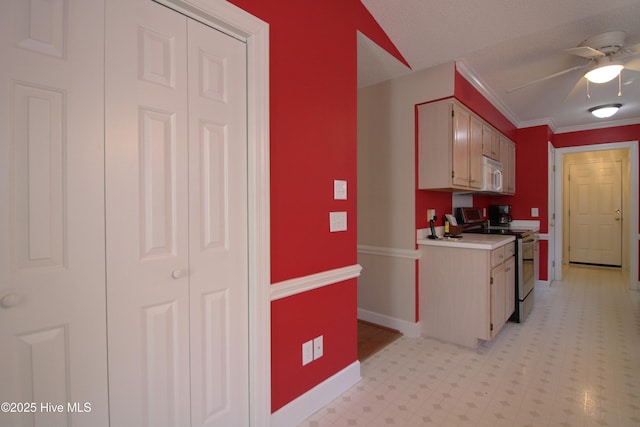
[313,335,323,360]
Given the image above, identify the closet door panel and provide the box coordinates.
[105,1,190,426]
[187,19,249,427]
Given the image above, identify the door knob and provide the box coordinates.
[615,209,621,221]
[1,293,22,308]
[171,269,186,279]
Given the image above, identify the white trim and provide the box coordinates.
[357,244,420,260]
[270,361,361,427]
[271,265,363,301]
[157,1,271,424]
[554,141,639,291]
[357,308,421,338]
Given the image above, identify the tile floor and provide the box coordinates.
[299,266,640,427]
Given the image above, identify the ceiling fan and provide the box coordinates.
[507,30,640,93]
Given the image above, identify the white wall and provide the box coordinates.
[357,62,456,333]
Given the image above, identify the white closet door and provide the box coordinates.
[106,1,250,426]
[105,1,191,426]
[0,1,109,426]
[187,19,248,427]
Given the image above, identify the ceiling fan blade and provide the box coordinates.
[624,42,640,55]
[563,77,588,103]
[624,57,640,71]
[506,65,587,93]
[566,46,605,59]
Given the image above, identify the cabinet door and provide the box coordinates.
[482,124,493,158]
[490,263,506,337]
[469,115,483,189]
[504,256,516,321]
[491,131,501,161]
[499,136,517,194]
[417,100,454,189]
[452,104,470,187]
[507,140,516,194]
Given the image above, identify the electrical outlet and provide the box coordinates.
[313,335,323,360]
[427,209,435,220]
[302,340,313,366]
[531,207,539,217]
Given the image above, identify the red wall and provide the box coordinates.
[454,68,517,140]
[228,0,407,413]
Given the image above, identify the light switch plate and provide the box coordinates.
[334,180,347,200]
[329,212,347,232]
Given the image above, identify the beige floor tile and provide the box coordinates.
[299,265,640,426]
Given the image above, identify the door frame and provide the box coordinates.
[154,1,271,424]
[553,140,638,291]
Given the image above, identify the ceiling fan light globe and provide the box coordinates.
[584,63,624,83]
[589,104,622,118]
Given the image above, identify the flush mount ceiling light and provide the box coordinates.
[589,104,622,118]
[584,59,624,83]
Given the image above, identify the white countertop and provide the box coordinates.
[417,233,515,250]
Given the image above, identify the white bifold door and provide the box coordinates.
[0,1,109,426]
[105,1,249,426]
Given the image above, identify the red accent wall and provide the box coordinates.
[454,68,517,141]
[228,0,407,413]
[554,124,640,148]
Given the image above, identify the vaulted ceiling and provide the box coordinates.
[358,0,640,133]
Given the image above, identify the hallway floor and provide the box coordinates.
[299,266,640,426]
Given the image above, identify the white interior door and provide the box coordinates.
[106,1,249,426]
[187,19,249,427]
[0,1,109,426]
[106,1,191,425]
[569,161,622,266]
[548,142,556,281]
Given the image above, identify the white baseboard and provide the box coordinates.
[358,308,421,338]
[270,361,361,427]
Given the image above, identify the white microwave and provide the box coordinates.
[481,157,503,192]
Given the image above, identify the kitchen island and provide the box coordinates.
[418,233,515,348]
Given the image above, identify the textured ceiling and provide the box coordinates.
[358,0,640,132]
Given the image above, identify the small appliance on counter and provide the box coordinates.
[489,204,513,226]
